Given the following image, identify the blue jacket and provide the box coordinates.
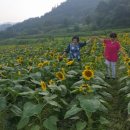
[64,42,87,61]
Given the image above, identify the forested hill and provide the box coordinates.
[0,23,13,31]
[0,0,101,38]
[95,0,130,28]
[0,0,130,38]
[42,0,101,25]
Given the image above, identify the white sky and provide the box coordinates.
[0,0,66,24]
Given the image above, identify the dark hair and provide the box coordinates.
[109,32,117,38]
[72,35,79,42]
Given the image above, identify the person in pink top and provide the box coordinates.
[96,32,122,79]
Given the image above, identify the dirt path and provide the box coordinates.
[105,79,127,130]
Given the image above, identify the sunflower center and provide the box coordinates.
[85,70,92,77]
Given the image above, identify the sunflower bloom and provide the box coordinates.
[37,63,43,68]
[82,69,94,80]
[127,62,130,69]
[123,56,130,64]
[82,84,93,92]
[66,60,74,66]
[49,80,55,85]
[85,65,91,70]
[17,57,23,64]
[127,70,130,76]
[56,72,65,80]
[61,68,65,75]
[79,86,83,92]
[40,81,47,91]
[79,84,93,93]
[50,52,55,57]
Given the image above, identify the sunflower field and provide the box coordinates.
[0,33,130,130]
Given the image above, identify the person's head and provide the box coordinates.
[109,32,117,40]
[72,35,79,43]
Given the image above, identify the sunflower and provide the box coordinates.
[79,84,93,93]
[16,57,23,64]
[127,62,130,69]
[66,60,74,66]
[37,63,43,68]
[56,72,65,80]
[61,68,65,75]
[85,65,91,70]
[123,56,130,64]
[82,69,94,80]
[127,70,130,76]
[43,61,50,66]
[49,80,55,85]
[50,52,55,57]
[40,81,47,91]
[79,86,83,92]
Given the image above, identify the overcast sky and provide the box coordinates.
[0,0,66,24]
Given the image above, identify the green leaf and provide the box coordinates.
[76,121,87,130]
[17,117,29,129]
[95,71,105,79]
[99,103,108,112]
[48,101,62,108]
[119,65,126,70]
[127,93,130,98]
[100,91,112,98]
[67,70,78,75]
[31,80,40,85]
[118,76,128,83]
[38,91,49,96]
[22,102,43,118]
[31,125,40,130]
[91,84,103,89]
[128,102,130,114]
[119,86,129,92]
[0,79,12,84]
[11,105,22,116]
[14,84,23,90]
[64,105,82,119]
[44,95,57,101]
[78,96,100,113]
[29,72,41,80]
[43,116,58,130]
[72,80,84,88]
[19,91,35,96]
[0,97,6,111]
[93,76,111,87]
[127,80,130,86]
[100,117,110,125]
[70,116,80,120]
[60,98,68,106]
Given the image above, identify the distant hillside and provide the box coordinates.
[42,0,100,25]
[0,0,130,39]
[0,23,13,31]
[94,0,130,28]
[0,0,101,38]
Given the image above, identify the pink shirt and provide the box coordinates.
[104,39,120,62]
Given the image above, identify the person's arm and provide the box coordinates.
[79,38,95,47]
[119,45,126,56]
[62,44,70,57]
[95,37,104,43]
